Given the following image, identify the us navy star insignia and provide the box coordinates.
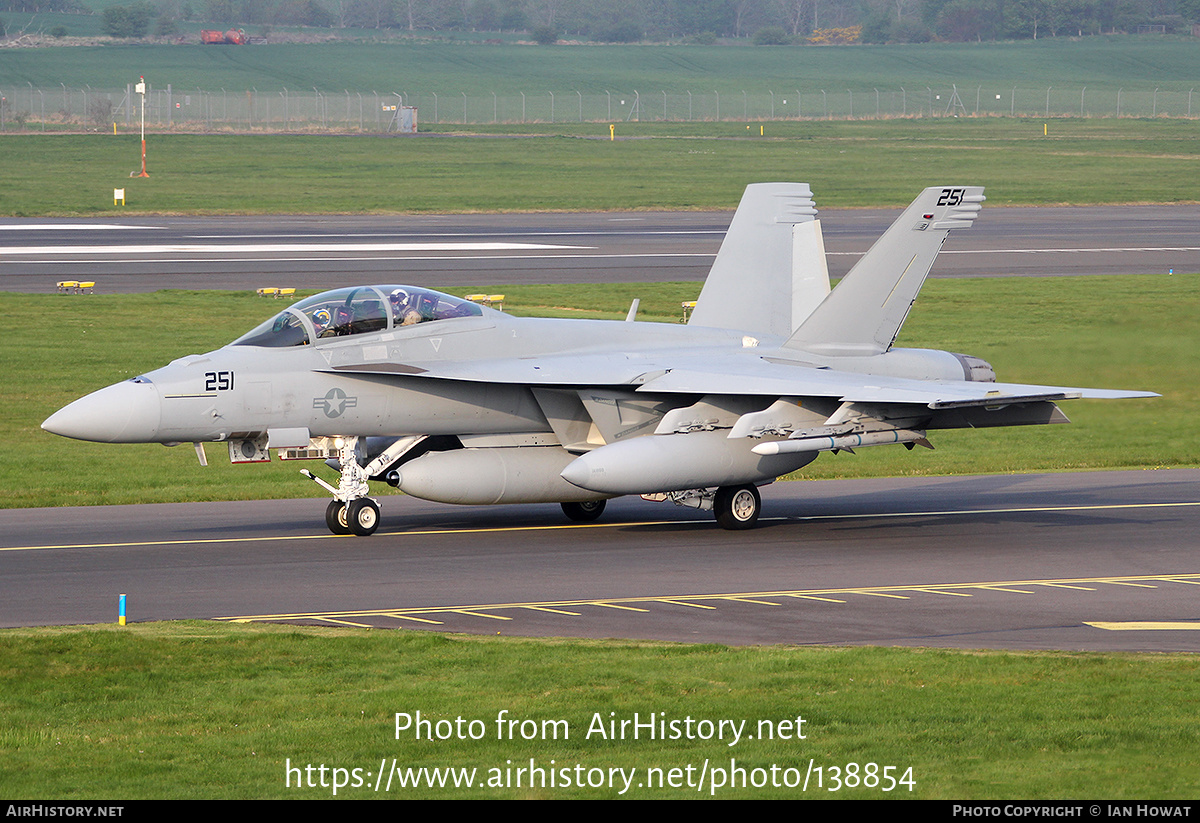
[314,387,358,418]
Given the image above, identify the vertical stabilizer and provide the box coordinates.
[689,183,828,339]
[791,218,830,330]
[785,186,985,357]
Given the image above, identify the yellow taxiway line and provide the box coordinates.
[218,573,1200,626]
[4,500,1197,554]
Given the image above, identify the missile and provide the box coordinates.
[751,429,928,455]
[560,430,817,496]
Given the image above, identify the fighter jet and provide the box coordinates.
[42,184,1155,535]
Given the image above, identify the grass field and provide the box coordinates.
[2,118,1199,216]
[1,622,1197,799]
[5,274,1192,509]
[2,37,1199,94]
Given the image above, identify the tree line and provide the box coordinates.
[6,0,1196,41]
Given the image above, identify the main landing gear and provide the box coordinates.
[713,484,761,530]
[561,499,607,522]
[640,483,763,529]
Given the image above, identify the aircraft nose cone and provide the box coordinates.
[42,380,162,443]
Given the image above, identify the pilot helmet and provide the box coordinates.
[389,288,412,309]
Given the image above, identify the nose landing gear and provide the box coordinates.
[304,436,380,536]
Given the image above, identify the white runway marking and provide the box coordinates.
[0,241,585,256]
[944,246,1200,254]
[825,246,1200,255]
[0,224,163,231]
[185,229,723,239]
[8,252,707,266]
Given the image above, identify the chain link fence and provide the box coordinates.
[2,84,1197,131]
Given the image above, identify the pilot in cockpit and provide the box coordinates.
[390,288,423,326]
[332,306,355,335]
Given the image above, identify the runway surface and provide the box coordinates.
[2,469,1197,652]
[2,204,1198,293]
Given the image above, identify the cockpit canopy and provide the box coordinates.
[232,285,485,348]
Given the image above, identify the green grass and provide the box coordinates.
[2,119,1199,216]
[1,622,1196,798]
[4,274,1192,509]
[2,38,1199,93]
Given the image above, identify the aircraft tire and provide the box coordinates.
[326,500,352,535]
[714,484,761,530]
[561,500,606,522]
[348,498,380,536]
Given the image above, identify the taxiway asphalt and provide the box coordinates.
[2,469,1197,652]
[2,204,1198,293]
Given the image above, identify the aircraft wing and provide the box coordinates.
[634,362,1158,406]
[326,352,1157,408]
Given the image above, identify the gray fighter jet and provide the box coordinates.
[43,184,1155,535]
